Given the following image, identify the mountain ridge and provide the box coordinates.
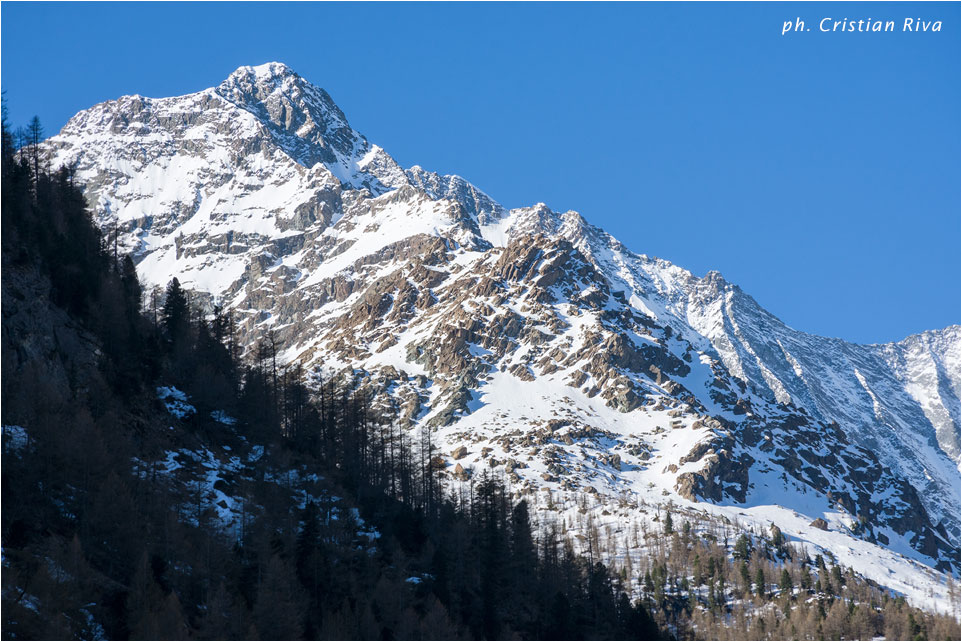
[37,62,961,609]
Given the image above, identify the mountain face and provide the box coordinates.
[40,63,961,600]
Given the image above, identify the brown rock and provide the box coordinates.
[609,453,622,471]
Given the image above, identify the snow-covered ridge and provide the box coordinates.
[38,62,961,609]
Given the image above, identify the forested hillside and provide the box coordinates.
[2,108,958,640]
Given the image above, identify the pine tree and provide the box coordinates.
[161,277,189,345]
[119,255,142,316]
[740,561,751,596]
[755,567,766,597]
[507,500,538,635]
[831,563,844,589]
[27,115,42,180]
[734,533,751,560]
[780,568,793,595]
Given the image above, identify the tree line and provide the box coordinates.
[612,512,960,640]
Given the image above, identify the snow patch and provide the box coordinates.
[156,386,196,419]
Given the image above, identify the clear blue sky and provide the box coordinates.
[2,2,958,344]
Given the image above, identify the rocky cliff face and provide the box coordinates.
[40,63,961,587]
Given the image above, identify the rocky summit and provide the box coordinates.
[40,62,961,607]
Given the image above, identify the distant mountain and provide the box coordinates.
[40,62,961,608]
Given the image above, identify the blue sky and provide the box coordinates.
[2,2,958,344]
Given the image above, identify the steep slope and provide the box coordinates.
[39,62,961,608]
[569,229,961,546]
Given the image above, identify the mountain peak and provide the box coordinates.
[215,61,349,132]
[233,61,296,79]
[207,61,388,184]
[222,61,301,90]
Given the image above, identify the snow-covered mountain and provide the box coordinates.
[41,62,961,608]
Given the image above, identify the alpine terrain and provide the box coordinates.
[36,62,961,612]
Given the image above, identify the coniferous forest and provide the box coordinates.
[2,107,960,641]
